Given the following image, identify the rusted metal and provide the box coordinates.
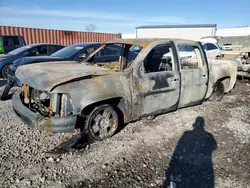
[49,97,53,117]
[22,84,29,104]
[60,94,66,117]
[235,51,250,78]
[0,26,120,46]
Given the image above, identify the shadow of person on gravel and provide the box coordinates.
[164,116,217,188]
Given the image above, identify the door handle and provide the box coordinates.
[202,74,206,77]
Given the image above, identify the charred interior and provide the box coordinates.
[20,84,75,118]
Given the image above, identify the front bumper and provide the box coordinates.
[12,92,77,132]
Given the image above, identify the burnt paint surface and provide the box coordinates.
[53,72,133,123]
[15,38,238,128]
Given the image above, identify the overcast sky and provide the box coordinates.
[0,0,249,33]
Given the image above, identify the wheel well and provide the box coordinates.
[217,77,230,92]
[78,97,125,131]
[217,76,230,82]
[81,97,124,118]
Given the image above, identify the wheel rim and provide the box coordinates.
[89,107,118,140]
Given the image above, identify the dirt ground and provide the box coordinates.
[0,80,250,188]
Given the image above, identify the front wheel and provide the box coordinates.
[1,64,10,79]
[85,104,119,141]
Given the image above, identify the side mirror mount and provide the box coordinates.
[77,53,87,63]
[137,60,147,75]
[79,53,87,59]
[119,56,127,71]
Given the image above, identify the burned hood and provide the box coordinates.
[15,61,112,91]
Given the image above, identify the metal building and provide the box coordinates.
[0,26,120,46]
[136,24,217,40]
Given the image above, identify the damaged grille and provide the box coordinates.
[21,84,74,118]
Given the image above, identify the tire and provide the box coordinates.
[1,64,10,79]
[85,104,119,141]
[209,81,224,102]
[0,82,12,100]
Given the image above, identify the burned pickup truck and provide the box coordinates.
[12,39,237,141]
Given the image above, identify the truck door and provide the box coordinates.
[177,43,209,108]
[132,42,180,118]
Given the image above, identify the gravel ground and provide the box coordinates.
[0,80,249,188]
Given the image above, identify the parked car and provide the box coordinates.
[202,42,221,59]
[164,42,221,60]
[0,43,64,79]
[7,43,102,79]
[199,36,222,44]
[0,35,26,54]
[0,43,101,100]
[12,39,237,141]
[222,43,233,51]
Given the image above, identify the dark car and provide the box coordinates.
[0,43,101,100]
[7,42,102,84]
[9,42,102,69]
[0,35,26,54]
[0,43,64,79]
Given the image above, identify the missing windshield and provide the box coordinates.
[84,43,142,71]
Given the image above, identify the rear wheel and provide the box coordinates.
[209,81,224,102]
[85,104,119,141]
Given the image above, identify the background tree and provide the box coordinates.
[85,23,97,32]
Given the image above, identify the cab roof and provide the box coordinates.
[106,38,197,46]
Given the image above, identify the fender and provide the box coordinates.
[52,73,133,122]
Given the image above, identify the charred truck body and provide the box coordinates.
[12,39,237,140]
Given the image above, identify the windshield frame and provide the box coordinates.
[82,43,142,71]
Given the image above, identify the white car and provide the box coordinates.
[169,42,221,59]
[202,42,221,59]
[222,43,233,51]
